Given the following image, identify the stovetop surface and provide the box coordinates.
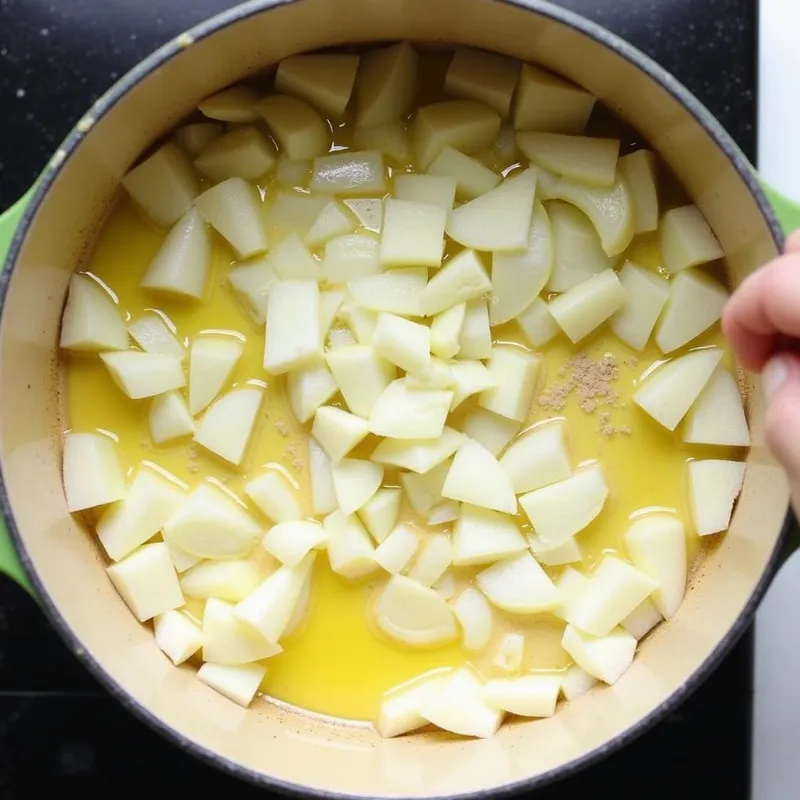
[0,0,757,796]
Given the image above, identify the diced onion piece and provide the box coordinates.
[276,53,359,117]
[121,142,199,227]
[106,542,183,622]
[62,431,126,512]
[255,94,331,160]
[60,274,129,352]
[195,177,268,259]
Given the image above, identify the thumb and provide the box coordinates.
[763,352,800,486]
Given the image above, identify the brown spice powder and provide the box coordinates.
[538,352,621,414]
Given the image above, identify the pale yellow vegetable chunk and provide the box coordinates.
[609,262,670,351]
[420,249,491,317]
[380,199,446,267]
[479,346,541,422]
[445,47,520,116]
[311,151,387,196]
[619,149,659,233]
[393,173,456,210]
[517,132,619,187]
[275,53,359,117]
[263,280,323,375]
[60,274,129,352]
[198,85,259,123]
[194,387,263,466]
[356,41,419,128]
[255,94,331,160]
[687,459,746,536]
[194,126,277,182]
[512,64,595,133]
[428,145,500,199]
[62,431,126,513]
[442,439,517,514]
[659,204,723,273]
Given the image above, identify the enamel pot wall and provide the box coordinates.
[0,0,798,796]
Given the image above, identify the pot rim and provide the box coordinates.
[0,0,789,796]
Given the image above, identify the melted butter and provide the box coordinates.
[65,179,742,725]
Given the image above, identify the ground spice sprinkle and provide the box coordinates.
[538,352,622,414]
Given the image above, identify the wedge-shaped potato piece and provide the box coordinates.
[375,671,448,738]
[407,534,453,586]
[245,469,302,523]
[452,587,493,651]
[180,559,262,603]
[373,312,431,374]
[551,566,589,621]
[420,249,491,317]
[331,458,383,515]
[129,314,185,360]
[235,552,315,644]
[266,191,329,241]
[529,534,581,567]
[500,421,571,494]
[194,126,277,183]
[405,357,454,391]
[312,405,369,463]
[566,556,657,637]
[688,459,746,536]
[452,504,527,566]
[512,64,595,133]
[483,674,561,718]
[449,360,497,410]
[195,177,268,258]
[60,274,128,352]
[444,48,520,117]
[324,509,379,579]
[264,280,322,374]
[189,335,243,415]
[442,439,517,514]
[142,206,212,298]
[624,514,686,619]
[101,351,185,400]
[194,387,262,466]
[609,262,670,351]
[121,142,199,227]
[62,431,126,513]
[518,132,619,187]
[357,488,402,544]
[380,198,446,268]
[516,298,559,348]
[619,150,658,233]
[320,291,346,337]
[322,233,381,283]
[394,173,456,210]
[198,85,259,123]
[458,299,492,360]
[654,269,729,354]
[276,53,359,117]
[621,597,663,640]
[311,150,387,196]
[352,122,409,163]
[548,269,627,344]
[429,303,465,360]
[262,520,326,568]
[479,346,541,422]
[683,367,750,447]
[255,94,330,160]
[97,466,185,561]
[370,380,452,440]
[149,391,195,444]
[375,575,458,647]
[552,172,634,257]
[286,364,336,425]
[560,664,598,700]
[107,542,183,622]
[477,552,559,613]
[660,204,723,273]
[562,625,636,685]
[348,267,427,317]
[429,145,500,199]
[414,100,501,169]
[633,347,723,431]
[203,597,282,665]
[227,258,276,325]
[520,463,608,547]
[267,232,322,281]
[446,167,537,252]
[546,200,611,292]
[309,437,337,516]
[175,121,223,155]
[197,662,266,708]
[432,570,457,599]
[371,427,466,473]
[163,482,261,559]
[375,523,420,575]
[489,201,553,325]
[461,408,521,456]
[305,200,358,249]
[154,610,203,665]
[400,460,451,516]
[356,41,419,128]
[326,345,396,418]
[421,667,502,738]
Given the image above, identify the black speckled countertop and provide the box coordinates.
[0,0,756,796]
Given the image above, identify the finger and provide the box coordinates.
[785,229,800,254]
[764,353,800,489]
[722,255,800,371]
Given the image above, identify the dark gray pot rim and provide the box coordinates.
[0,0,789,797]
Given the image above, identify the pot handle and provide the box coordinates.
[0,194,35,595]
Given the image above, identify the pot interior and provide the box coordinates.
[0,0,788,795]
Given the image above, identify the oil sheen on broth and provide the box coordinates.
[64,46,743,723]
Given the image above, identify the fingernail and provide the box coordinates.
[763,356,789,403]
